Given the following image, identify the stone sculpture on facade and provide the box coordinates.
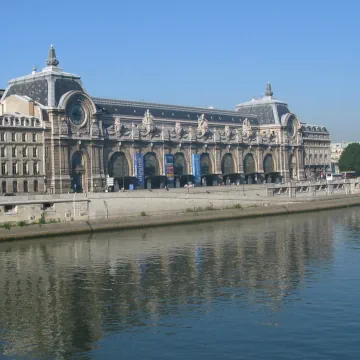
[196,114,209,138]
[141,109,155,137]
[131,123,140,140]
[174,122,183,139]
[220,125,234,141]
[91,119,100,137]
[161,125,170,141]
[242,118,255,142]
[188,126,195,141]
[59,117,68,135]
[114,117,121,136]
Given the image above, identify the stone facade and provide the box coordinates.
[0,46,331,194]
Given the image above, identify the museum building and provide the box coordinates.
[0,46,331,193]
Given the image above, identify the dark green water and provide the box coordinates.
[1,208,360,359]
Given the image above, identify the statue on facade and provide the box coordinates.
[242,118,252,140]
[188,126,195,141]
[221,125,234,141]
[91,119,100,137]
[106,117,130,137]
[132,123,140,139]
[175,122,183,139]
[196,114,209,138]
[236,128,243,143]
[114,117,121,136]
[142,109,154,136]
[60,117,68,135]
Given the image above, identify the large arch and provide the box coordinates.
[71,151,86,192]
[263,153,278,183]
[108,152,129,178]
[108,152,131,190]
[243,153,256,174]
[221,153,234,175]
[174,152,186,175]
[200,153,212,175]
[144,152,159,177]
[263,154,275,174]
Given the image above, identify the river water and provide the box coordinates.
[0,208,360,359]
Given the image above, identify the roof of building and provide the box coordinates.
[235,82,291,125]
[93,97,256,125]
[1,46,310,129]
[1,45,85,107]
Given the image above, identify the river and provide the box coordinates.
[0,208,360,359]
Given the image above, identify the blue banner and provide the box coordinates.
[192,154,201,185]
[134,153,144,188]
[165,154,174,186]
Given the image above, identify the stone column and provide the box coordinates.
[214,146,221,174]
[257,147,265,183]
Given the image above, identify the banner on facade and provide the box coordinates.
[134,153,144,188]
[165,154,174,186]
[192,154,201,185]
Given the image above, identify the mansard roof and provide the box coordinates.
[93,97,258,125]
[301,124,329,133]
[1,45,86,107]
[235,82,291,125]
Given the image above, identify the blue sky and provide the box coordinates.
[1,0,359,141]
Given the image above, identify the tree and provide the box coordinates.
[339,143,360,174]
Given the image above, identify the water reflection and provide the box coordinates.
[0,210,341,359]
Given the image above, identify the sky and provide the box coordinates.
[0,0,359,142]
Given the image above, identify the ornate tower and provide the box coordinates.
[265,81,274,97]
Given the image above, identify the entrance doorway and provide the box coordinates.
[71,152,86,192]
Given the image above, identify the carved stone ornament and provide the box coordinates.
[260,129,277,144]
[242,118,252,139]
[132,123,140,140]
[161,125,170,141]
[236,128,243,143]
[60,117,68,135]
[188,126,195,141]
[174,122,183,139]
[196,114,209,138]
[221,125,234,141]
[114,117,121,136]
[213,129,221,142]
[141,109,154,136]
[91,120,100,137]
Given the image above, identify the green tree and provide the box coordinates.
[339,143,360,174]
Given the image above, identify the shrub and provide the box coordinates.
[38,212,46,225]
[3,222,11,230]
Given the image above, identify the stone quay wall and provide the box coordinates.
[0,182,357,226]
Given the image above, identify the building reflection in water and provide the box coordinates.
[0,209,343,359]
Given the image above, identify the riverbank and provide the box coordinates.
[1,194,360,241]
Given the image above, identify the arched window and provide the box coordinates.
[174,153,186,175]
[200,153,212,175]
[221,153,234,175]
[108,152,129,178]
[144,152,159,177]
[263,154,275,174]
[243,153,256,174]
